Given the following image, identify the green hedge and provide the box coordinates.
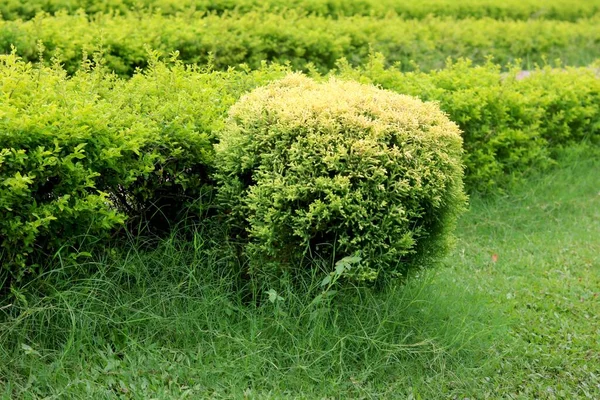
[1,0,599,21]
[1,11,599,75]
[215,75,466,282]
[2,55,598,284]
[0,53,286,283]
[337,56,600,192]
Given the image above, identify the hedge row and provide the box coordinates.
[2,0,599,21]
[2,11,599,75]
[338,56,600,192]
[1,55,599,283]
[0,53,288,282]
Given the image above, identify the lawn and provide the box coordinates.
[1,146,598,399]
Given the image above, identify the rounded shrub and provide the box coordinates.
[215,74,467,283]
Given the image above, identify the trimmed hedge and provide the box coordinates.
[2,55,598,284]
[337,56,600,192]
[215,75,466,282]
[0,53,287,283]
[1,0,599,21]
[1,11,599,75]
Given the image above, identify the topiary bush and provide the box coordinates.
[215,74,467,283]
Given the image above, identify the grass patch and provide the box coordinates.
[446,145,600,398]
[1,146,598,399]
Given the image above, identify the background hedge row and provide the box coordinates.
[1,0,599,21]
[2,11,599,75]
[1,53,598,282]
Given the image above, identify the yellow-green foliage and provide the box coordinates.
[0,53,287,283]
[1,11,599,75]
[2,54,598,284]
[336,56,600,193]
[215,75,467,282]
[1,0,599,21]
[1,54,129,279]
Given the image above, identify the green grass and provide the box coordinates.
[1,146,599,399]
